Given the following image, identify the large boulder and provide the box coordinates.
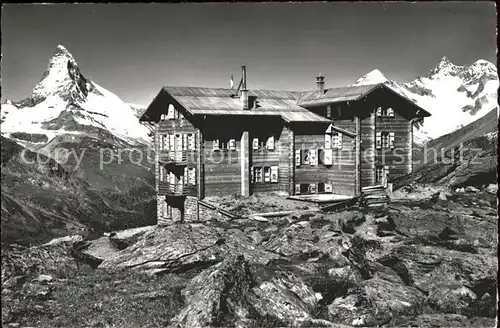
[328,277,426,327]
[171,255,255,327]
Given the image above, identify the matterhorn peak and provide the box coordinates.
[31,44,94,105]
[351,69,388,86]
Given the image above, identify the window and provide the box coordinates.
[376,131,395,149]
[166,104,175,119]
[324,134,331,149]
[254,167,263,182]
[182,134,188,150]
[175,134,182,151]
[300,184,309,194]
[168,171,176,185]
[309,149,318,166]
[252,138,259,150]
[271,166,278,183]
[332,133,342,149]
[382,132,390,148]
[183,167,188,185]
[303,149,310,165]
[324,182,333,193]
[295,184,301,195]
[264,166,271,182]
[187,134,195,150]
[229,139,236,150]
[322,149,333,166]
[160,114,168,121]
[160,165,164,182]
[265,136,275,150]
[188,167,196,185]
[309,183,316,194]
[326,105,332,119]
[295,149,301,167]
[317,182,325,193]
[376,106,395,117]
[169,135,175,151]
[376,166,390,184]
[213,139,220,150]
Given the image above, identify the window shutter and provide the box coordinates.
[310,149,318,166]
[388,108,394,117]
[324,134,331,149]
[271,166,278,183]
[167,104,175,119]
[213,139,219,150]
[295,184,301,195]
[303,149,310,165]
[337,134,343,150]
[324,149,333,165]
[376,131,382,149]
[175,135,182,151]
[169,135,175,151]
[376,107,382,117]
[188,134,195,150]
[266,136,275,150]
[295,149,301,167]
[189,168,196,185]
[229,139,236,150]
[183,167,188,185]
[182,134,188,150]
[389,132,395,149]
[252,138,259,150]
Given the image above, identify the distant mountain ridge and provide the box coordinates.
[352,57,499,143]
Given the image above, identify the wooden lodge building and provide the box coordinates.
[140,66,431,223]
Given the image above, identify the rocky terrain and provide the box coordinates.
[2,185,497,328]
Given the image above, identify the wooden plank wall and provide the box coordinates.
[360,112,376,187]
[375,110,412,180]
[203,130,242,196]
[251,125,291,194]
[294,123,356,196]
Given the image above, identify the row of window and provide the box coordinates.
[376,132,395,149]
[295,148,335,166]
[376,107,395,117]
[159,166,196,185]
[213,136,276,151]
[161,133,196,151]
[325,133,343,149]
[252,166,279,183]
[295,182,334,194]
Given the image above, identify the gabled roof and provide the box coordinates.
[140,86,331,123]
[299,83,431,117]
[300,84,379,107]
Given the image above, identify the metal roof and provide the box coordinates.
[160,86,330,123]
[299,84,381,107]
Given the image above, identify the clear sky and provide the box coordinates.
[2,2,497,106]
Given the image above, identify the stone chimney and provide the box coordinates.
[316,73,325,94]
[241,65,249,110]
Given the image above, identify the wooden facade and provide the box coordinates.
[141,73,430,223]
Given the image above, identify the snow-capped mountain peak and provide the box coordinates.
[350,57,499,143]
[1,45,151,146]
[352,69,388,86]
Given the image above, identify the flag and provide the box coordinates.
[230,74,234,89]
